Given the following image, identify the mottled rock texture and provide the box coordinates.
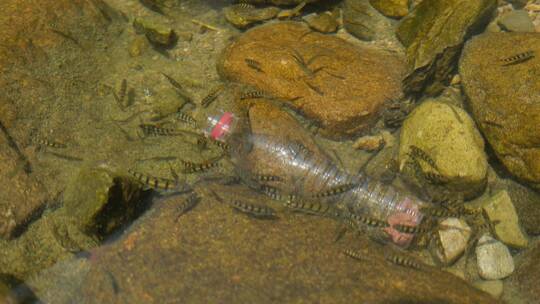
[0,0,121,239]
[28,190,499,303]
[460,32,540,191]
[219,22,406,139]
[396,0,497,95]
[370,0,410,18]
[399,99,488,199]
[506,242,540,304]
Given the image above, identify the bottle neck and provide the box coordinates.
[205,111,235,141]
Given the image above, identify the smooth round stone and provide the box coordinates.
[476,235,515,280]
[498,10,535,32]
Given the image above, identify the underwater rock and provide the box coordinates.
[224,5,280,29]
[508,0,528,9]
[0,0,121,240]
[482,190,528,249]
[0,98,17,129]
[352,134,385,151]
[369,0,410,19]
[459,32,540,191]
[497,10,535,32]
[303,12,339,33]
[0,167,144,280]
[364,142,399,183]
[63,167,143,236]
[476,234,514,280]
[133,17,176,47]
[506,242,540,303]
[343,0,377,41]
[230,0,319,5]
[433,218,471,265]
[139,0,172,14]
[398,99,488,199]
[219,22,406,139]
[0,148,48,240]
[128,36,149,57]
[28,188,498,303]
[396,0,496,95]
[501,178,540,236]
[0,209,99,280]
[472,279,503,299]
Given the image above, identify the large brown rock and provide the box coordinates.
[459,32,540,191]
[219,22,406,140]
[28,190,499,303]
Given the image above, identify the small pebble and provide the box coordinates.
[352,134,384,151]
[476,234,515,280]
[133,17,177,47]
[473,279,504,299]
[303,12,339,33]
[498,10,535,32]
[129,36,148,57]
[433,218,471,265]
[482,190,529,249]
[450,74,461,86]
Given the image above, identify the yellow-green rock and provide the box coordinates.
[482,190,529,249]
[399,99,488,198]
[370,0,410,18]
[396,0,496,95]
[128,36,148,57]
[133,17,176,47]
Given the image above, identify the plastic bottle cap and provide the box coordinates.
[210,112,234,140]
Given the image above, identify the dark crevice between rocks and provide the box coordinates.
[92,177,153,240]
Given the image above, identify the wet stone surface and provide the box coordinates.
[506,241,540,303]
[475,234,515,280]
[398,99,488,199]
[497,9,535,32]
[396,0,497,95]
[219,21,407,139]
[369,0,410,19]
[460,32,540,191]
[28,191,500,304]
[482,190,529,249]
[0,0,122,240]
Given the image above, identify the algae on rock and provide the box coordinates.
[396,0,496,95]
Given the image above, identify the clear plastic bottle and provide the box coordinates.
[204,111,426,247]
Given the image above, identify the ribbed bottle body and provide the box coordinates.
[205,111,425,246]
